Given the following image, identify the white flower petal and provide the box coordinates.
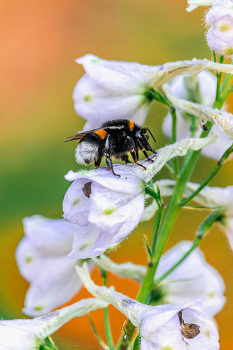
[77,54,233,88]
[157,241,226,318]
[186,0,214,12]
[163,83,233,139]
[73,75,150,127]
[16,237,60,283]
[93,255,146,283]
[68,223,101,259]
[127,134,218,182]
[23,257,86,317]
[140,315,187,350]
[182,307,219,349]
[23,215,75,254]
[0,298,107,350]
[88,181,144,233]
[63,178,91,226]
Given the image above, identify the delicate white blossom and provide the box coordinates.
[186,0,214,12]
[162,72,232,160]
[73,54,233,129]
[76,263,220,350]
[63,135,217,258]
[16,215,93,316]
[0,298,107,350]
[163,82,233,140]
[206,0,233,57]
[94,241,226,319]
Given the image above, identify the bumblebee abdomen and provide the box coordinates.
[75,135,102,165]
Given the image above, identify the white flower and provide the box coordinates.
[206,0,233,57]
[16,215,93,316]
[63,167,146,258]
[76,263,220,350]
[63,135,217,258]
[186,0,214,12]
[94,241,226,319]
[163,82,233,140]
[0,298,107,350]
[73,54,233,129]
[162,72,232,160]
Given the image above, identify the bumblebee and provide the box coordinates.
[65,119,157,176]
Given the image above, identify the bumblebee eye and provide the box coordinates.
[142,128,147,134]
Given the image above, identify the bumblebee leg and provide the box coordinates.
[142,134,157,154]
[121,154,131,164]
[103,134,120,176]
[130,150,146,170]
[106,156,120,177]
[137,139,154,162]
[94,157,102,168]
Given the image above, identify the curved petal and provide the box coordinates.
[163,83,233,139]
[157,241,226,318]
[68,223,101,259]
[16,237,58,283]
[23,215,75,254]
[73,75,148,127]
[88,181,145,234]
[23,257,90,316]
[140,315,187,350]
[0,298,108,350]
[63,178,91,226]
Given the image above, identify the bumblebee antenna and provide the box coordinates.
[145,127,156,143]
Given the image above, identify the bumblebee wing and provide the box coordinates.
[64,128,101,142]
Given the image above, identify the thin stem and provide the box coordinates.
[213,50,217,63]
[88,314,109,350]
[154,236,201,286]
[102,271,115,350]
[216,55,224,101]
[151,205,164,256]
[171,107,179,175]
[180,143,233,207]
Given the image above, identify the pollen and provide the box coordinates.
[103,206,117,215]
[34,305,44,311]
[161,346,173,350]
[25,256,33,264]
[128,120,134,131]
[224,47,233,55]
[94,129,107,139]
[83,94,93,102]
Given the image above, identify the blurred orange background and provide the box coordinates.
[1,0,233,349]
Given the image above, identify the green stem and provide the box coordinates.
[154,236,201,286]
[180,143,233,207]
[154,209,223,285]
[171,107,179,175]
[102,271,115,350]
[88,314,109,350]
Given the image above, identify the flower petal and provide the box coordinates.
[23,215,75,254]
[23,257,88,316]
[93,255,146,283]
[0,298,107,349]
[63,178,91,226]
[157,241,226,318]
[68,223,101,259]
[163,83,233,139]
[73,75,149,127]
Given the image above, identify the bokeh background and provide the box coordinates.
[1,0,233,349]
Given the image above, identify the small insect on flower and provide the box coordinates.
[65,119,157,176]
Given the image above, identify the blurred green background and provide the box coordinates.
[1,0,233,349]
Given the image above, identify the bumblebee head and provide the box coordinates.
[141,127,156,143]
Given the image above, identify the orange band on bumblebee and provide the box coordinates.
[94,129,108,139]
[128,120,134,131]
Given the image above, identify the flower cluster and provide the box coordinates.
[6,2,233,349]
